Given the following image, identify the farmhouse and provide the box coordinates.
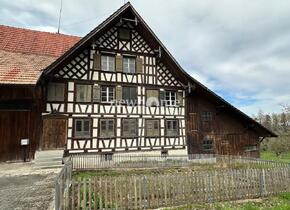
[0,3,276,162]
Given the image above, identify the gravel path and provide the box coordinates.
[0,163,60,210]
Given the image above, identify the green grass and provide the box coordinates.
[166,192,290,210]
[261,151,290,163]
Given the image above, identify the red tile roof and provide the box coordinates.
[0,25,80,85]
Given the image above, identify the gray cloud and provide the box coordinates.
[0,0,289,115]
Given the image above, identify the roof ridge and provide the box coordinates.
[0,24,81,38]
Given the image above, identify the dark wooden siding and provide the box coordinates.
[186,92,260,157]
[0,86,42,161]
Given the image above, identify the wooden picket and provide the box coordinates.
[64,167,290,210]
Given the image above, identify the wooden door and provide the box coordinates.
[42,115,67,150]
[220,139,230,155]
[187,113,199,154]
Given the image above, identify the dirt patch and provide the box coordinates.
[0,163,60,210]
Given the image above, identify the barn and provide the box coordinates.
[0,3,275,162]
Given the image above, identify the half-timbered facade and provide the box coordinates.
[0,3,276,161]
[43,17,187,155]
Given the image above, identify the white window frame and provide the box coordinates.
[101,86,115,102]
[123,57,136,73]
[165,91,176,106]
[101,55,115,72]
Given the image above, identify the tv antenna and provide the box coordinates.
[57,0,63,33]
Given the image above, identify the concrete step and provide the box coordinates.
[34,150,64,169]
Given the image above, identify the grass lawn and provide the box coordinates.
[261,151,290,163]
[167,192,290,210]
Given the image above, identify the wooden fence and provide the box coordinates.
[55,159,72,210]
[65,167,290,210]
[71,154,289,170]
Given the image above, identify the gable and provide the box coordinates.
[42,2,275,137]
[51,18,183,88]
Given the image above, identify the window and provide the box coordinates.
[161,90,176,106]
[146,89,159,106]
[244,145,258,152]
[99,119,115,137]
[202,139,213,151]
[76,84,92,102]
[118,28,130,40]
[123,57,136,73]
[123,86,137,105]
[201,112,213,121]
[146,119,160,137]
[47,83,65,101]
[161,150,168,158]
[166,120,179,136]
[101,153,113,161]
[74,119,91,138]
[101,86,115,102]
[122,119,137,137]
[101,55,115,71]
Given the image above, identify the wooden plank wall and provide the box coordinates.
[0,86,42,161]
[186,92,260,157]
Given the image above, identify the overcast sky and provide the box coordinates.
[1,0,289,115]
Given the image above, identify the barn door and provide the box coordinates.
[187,113,199,154]
[42,115,67,150]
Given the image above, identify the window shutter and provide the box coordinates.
[116,85,122,101]
[93,85,101,102]
[136,57,143,73]
[93,53,101,70]
[177,91,183,106]
[116,55,123,72]
[160,89,165,106]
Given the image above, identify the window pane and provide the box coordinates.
[84,120,90,131]
[146,120,159,137]
[123,57,135,73]
[47,83,64,101]
[76,120,82,131]
[76,84,91,102]
[123,119,137,137]
[119,28,130,40]
[100,119,115,137]
[75,119,91,138]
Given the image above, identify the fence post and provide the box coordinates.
[55,179,60,210]
[259,169,266,197]
[142,176,148,209]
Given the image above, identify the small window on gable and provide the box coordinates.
[146,119,160,137]
[47,83,65,101]
[76,84,92,102]
[166,120,179,136]
[99,119,115,138]
[122,119,137,137]
[101,86,115,102]
[201,111,213,121]
[161,90,176,106]
[123,57,136,73]
[118,28,130,40]
[202,139,213,151]
[74,119,91,138]
[101,55,115,71]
